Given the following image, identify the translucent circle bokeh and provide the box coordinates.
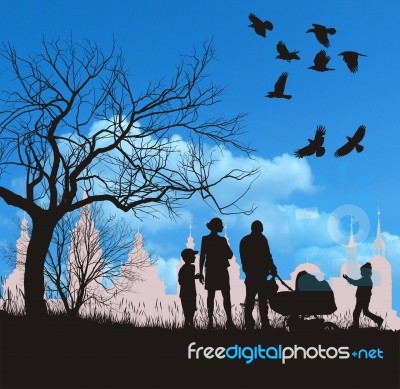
[327,204,370,246]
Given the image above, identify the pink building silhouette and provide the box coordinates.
[1,217,29,306]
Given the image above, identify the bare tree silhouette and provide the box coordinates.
[266,72,292,99]
[306,24,336,47]
[339,51,367,73]
[308,50,335,72]
[0,38,258,317]
[44,204,146,318]
[294,125,326,158]
[334,125,366,157]
[276,41,300,62]
[248,13,273,38]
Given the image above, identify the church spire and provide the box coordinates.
[186,220,195,250]
[346,215,357,260]
[373,208,386,257]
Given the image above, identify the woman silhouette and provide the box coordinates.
[199,217,235,329]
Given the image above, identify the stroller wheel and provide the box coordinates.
[323,322,338,330]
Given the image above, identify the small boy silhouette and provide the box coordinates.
[343,262,384,329]
[178,248,201,328]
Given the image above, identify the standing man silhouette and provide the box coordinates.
[199,217,235,329]
[240,220,278,330]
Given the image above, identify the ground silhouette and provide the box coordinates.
[1,313,399,388]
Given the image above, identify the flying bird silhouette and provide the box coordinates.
[306,24,336,47]
[339,51,367,73]
[294,125,326,158]
[248,13,273,37]
[276,41,300,62]
[308,50,335,72]
[334,125,366,157]
[266,72,292,99]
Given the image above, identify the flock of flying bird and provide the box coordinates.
[248,13,367,158]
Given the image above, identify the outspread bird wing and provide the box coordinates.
[249,13,269,37]
[314,50,330,67]
[334,140,353,157]
[274,72,288,94]
[314,26,330,47]
[313,125,326,146]
[249,13,262,25]
[340,52,366,73]
[295,142,317,158]
[340,52,358,73]
[352,125,366,142]
[277,41,290,57]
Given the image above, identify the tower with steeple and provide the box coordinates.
[372,208,385,257]
[369,209,392,317]
[68,192,103,305]
[121,229,166,300]
[340,215,360,279]
[2,215,30,305]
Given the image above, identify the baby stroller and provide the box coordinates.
[269,271,339,332]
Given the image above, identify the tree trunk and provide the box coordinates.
[24,217,57,318]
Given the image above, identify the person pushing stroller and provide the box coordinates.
[240,220,278,330]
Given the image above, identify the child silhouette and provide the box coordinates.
[178,248,201,328]
[343,262,384,329]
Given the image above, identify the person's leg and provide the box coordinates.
[187,310,195,328]
[363,301,384,327]
[352,299,363,328]
[207,290,215,329]
[258,280,271,328]
[221,288,234,328]
[244,281,257,330]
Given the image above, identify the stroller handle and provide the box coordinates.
[276,274,295,292]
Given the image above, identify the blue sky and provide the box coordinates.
[0,1,399,313]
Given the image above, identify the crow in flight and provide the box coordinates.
[266,72,292,99]
[294,125,326,158]
[334,125,366,157]
[339,51,367,73]
[308,50,335,72]
[306,24,336,47]
[248,13,273,37]
[276,41,300,62]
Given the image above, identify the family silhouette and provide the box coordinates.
[178,218,385,331]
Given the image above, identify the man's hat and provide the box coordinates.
[361,262,372,269]
[181,248,199,258]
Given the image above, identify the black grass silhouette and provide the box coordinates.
[334,125,366,157]
[306,24,336,47]
[276,41,300,62]
[266,72,292,99]
[294,125,326,158]
[308,50,335,72]
[339,51,367,73]
[248,13,273,38]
